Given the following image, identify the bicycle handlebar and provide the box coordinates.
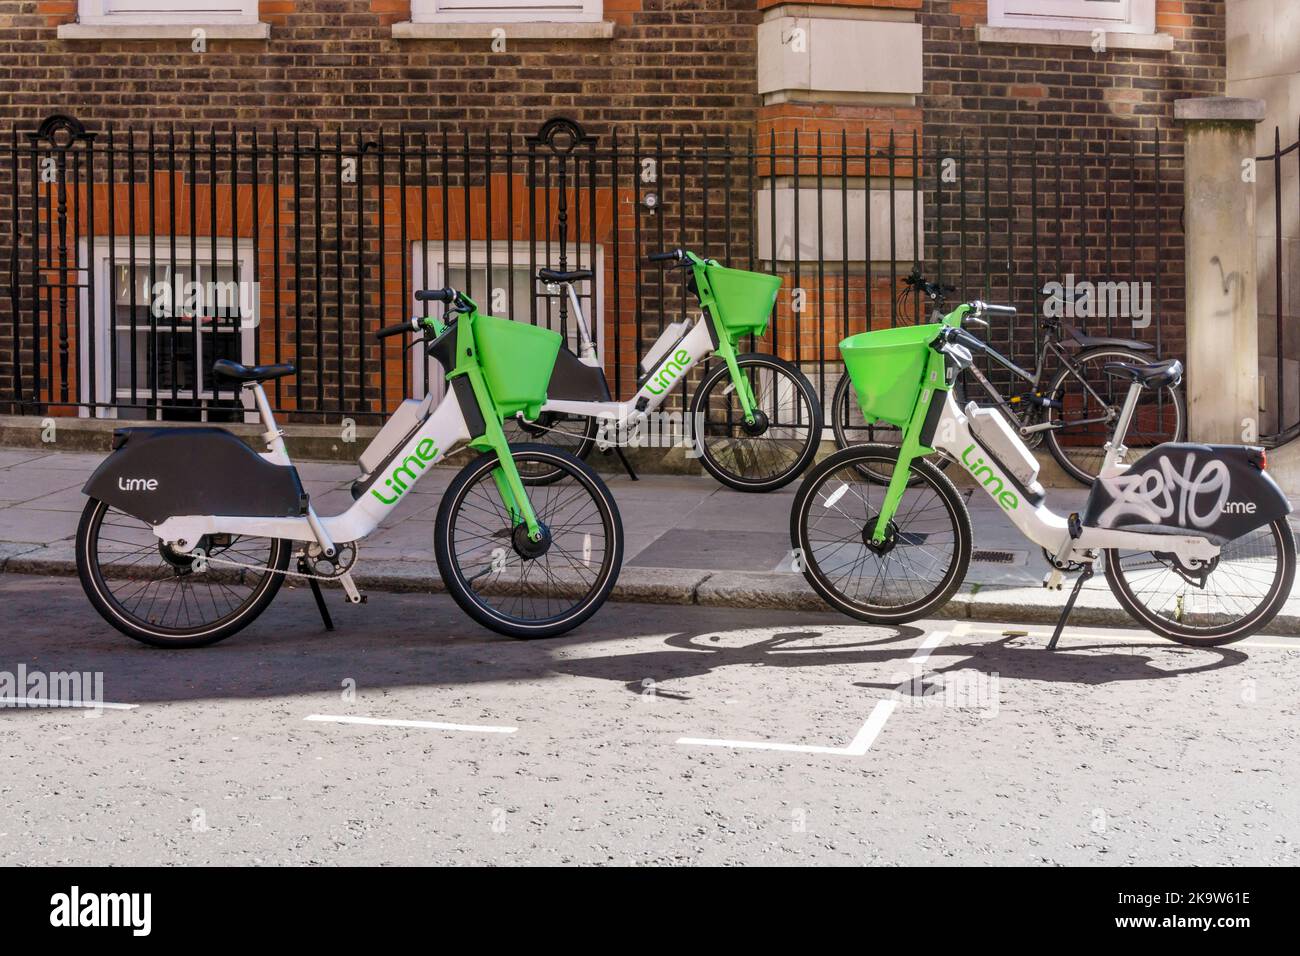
[904,271,956,298]
[933,324,989,356]
[376,319,419,340]
[649,249,686,263]
[415,287,457,303]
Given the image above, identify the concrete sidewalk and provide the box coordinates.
[2,446,1298,632]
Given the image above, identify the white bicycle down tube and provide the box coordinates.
[541,317,715,423]
[928,391,1220,564]
[153,385,473,546]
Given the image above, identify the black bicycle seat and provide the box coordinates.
[1102,358,1182,389]
[537,268,593,284]
[212,359,297,383]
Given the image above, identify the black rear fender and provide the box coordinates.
[1083,443,1290,544]
[82,427,308,526]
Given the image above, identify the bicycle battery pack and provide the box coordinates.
[640,321,692,373]
[1082,443,1290,545]
[83,427,308,526]
[965,403,1044,495]
[358,394,434,478]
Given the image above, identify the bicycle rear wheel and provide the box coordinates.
[791,445,972,623]
[76,498,290,648]
[434,444,623,638]
[1044,347,1185,485]
[1104,518,1295,645]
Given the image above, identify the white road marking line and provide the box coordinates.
[677,624,961,756]
[304,714,517,734]
[0,698,137,711]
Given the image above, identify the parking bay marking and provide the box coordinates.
[304,714,517,734]
[1,698,137,711]
[676,625,962,756]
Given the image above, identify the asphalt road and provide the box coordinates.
[2,572,1298,866]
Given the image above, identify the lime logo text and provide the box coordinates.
[645,348,692,395]
[371,438,439,505]
[962,444,1020,511]
[117,477,158,492]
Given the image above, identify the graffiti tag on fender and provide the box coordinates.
[1098,454,1231,529]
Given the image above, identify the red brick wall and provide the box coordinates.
[915,0,1225,374]
[2,0,759,136]
[922,0,1224,143]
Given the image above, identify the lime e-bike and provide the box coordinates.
[76,288,624,646]
[829,270,1186,486]
[506,249,822,491]
[792,300,1295,647]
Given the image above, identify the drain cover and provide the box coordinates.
[972,549,1020,565]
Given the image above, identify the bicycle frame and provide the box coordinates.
[871,307,1222,569]
[961,326,1121,437]
[152,302,543,557]
[535,253,760,431]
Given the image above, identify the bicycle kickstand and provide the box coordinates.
[610,444,639,481]
[300,557,335,631]
[1046,564,1093,651]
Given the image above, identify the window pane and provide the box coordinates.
[111,258,240,396]
[450,262,598,348]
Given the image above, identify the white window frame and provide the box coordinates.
[988,0,1155,35]
[78,237,257,421]
[410,0,602,25]
[77,0,260,24]
[411,240,604,401]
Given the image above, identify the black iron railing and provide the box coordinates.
[0,115,1181,432]
[1257,122,1300,444]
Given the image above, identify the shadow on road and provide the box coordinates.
[554,626,1247,697]
[0,573,1249,709]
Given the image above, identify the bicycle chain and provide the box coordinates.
[185,548,355,583]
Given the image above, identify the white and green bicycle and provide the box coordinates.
[76,287,624,646]
[792,300,1295,647]
[506,249,823,491]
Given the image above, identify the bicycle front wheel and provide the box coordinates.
[1044,347,1185,485]
[434,444,623,639]
[1104,518,1296,645]
[690,353,822,492]
[791,445,972,623]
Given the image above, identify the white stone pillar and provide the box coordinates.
[1174,96,1265,443]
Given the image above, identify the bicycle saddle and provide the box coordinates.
[537,268,593,284]
[212,359,297,383]
[1102,357,1182,389]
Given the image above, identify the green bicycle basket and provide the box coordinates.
[472,313,562,420]
[839,322,942,428]
[704,262,780,339]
